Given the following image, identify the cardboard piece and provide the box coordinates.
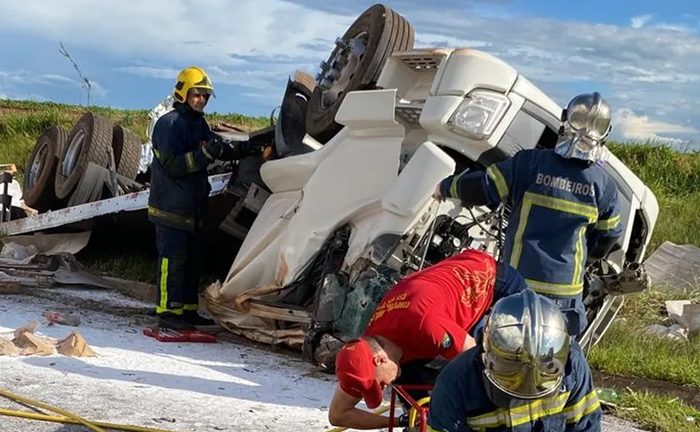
[14,331,56,356]
[56,332,96,357]
[0,336,20,356]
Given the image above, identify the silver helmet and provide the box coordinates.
[555,92,612,162]
[481,289,570,403]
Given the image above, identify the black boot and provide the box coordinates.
[158,312,195,331]
[183,310,218,329]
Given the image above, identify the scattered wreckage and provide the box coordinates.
[0,4,659,363]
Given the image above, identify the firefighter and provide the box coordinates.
[427,289,601,432]
[328,249,528,430]
[149,66,265,330]
[435,92,623,336]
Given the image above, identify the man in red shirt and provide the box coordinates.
[327,249,527,429]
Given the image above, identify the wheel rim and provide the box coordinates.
[317,32,369,109]
[62,129,85,177]
[28,140,48,189]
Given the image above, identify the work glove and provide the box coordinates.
[202,136,228,161]
[238,138,267,157]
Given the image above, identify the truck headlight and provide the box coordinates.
[449,91,510,139]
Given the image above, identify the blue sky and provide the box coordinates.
[0,0,698,145]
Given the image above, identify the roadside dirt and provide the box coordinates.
[593,370,700,410]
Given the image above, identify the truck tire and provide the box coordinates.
[54,112,113,200]
[305,4,415,142]
[112,125,142,180]
[22,125,68,212]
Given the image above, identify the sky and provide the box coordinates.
[0,0,698,146]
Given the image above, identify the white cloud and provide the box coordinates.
[0,0,348,65]
[631,14,653,29]
[0,69,107,100]
[0,1,699,142]
[614,108,697,143]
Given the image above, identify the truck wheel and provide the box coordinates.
[305,4,415,142]
[54,112,112,200]
[112,125,142,180]
[22,125,68,212]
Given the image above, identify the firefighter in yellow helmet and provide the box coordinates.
[148,66,266,330]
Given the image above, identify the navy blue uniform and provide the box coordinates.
[440,149,622,335]
[149,102,214,315]
[427,342,601,432]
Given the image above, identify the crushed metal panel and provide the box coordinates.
[645,241,700,290]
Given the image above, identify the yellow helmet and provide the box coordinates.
[173,66,214,103]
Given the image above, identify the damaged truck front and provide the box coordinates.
[204,5,659,365]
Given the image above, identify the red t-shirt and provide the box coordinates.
[364,249,496,362]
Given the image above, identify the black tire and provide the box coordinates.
[112,125,142,180]
[305,4,415,142]
[22,125,69,212]
[55,112,113,200]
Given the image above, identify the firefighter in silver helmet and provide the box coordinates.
[435,92,623,337]
[427,289,602,431]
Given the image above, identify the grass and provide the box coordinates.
[608,142,700,252]
[610,391,700,432]
[0,99,268,184]
[589,289,700,386]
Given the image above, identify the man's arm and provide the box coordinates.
[328,385,390,430]
[563,345,602,431]
[152,119,208,178]
[587,180,623,263]
[437,151,526,207]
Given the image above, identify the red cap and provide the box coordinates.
[335,339,383,409]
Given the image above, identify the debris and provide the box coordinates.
[643,324,688,342]
[0,336,20,356]
[596,388,620,406]
[13,320,39,339]
[645,241,700,290]
[143,328,217,343]
[43,310,82,327]
[2,231,92,256]
[666,300,700,336]
[0,242,39,261]
[13,330,56,356]
[56,332,96,357]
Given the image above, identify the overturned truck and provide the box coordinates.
[204,4,659,364]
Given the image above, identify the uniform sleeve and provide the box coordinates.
[426,353,473,432]
[421,316,468,360]
[152,117,208,178]
[482,150,535,205]
[562,347,602,432]
[592,178,623,238]
[587,177,623,261]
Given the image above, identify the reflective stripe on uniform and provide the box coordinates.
[509,192,597,295]
[185,151,198,173]
[595,214,620,231]
[156,257,169,313]
[466,391,570,429]
[563,390,600,424]
[449,171,466,198]
[148,206,195,228]
[524,278,584,296]
[486,165,509,200]
[183,304,199,311]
